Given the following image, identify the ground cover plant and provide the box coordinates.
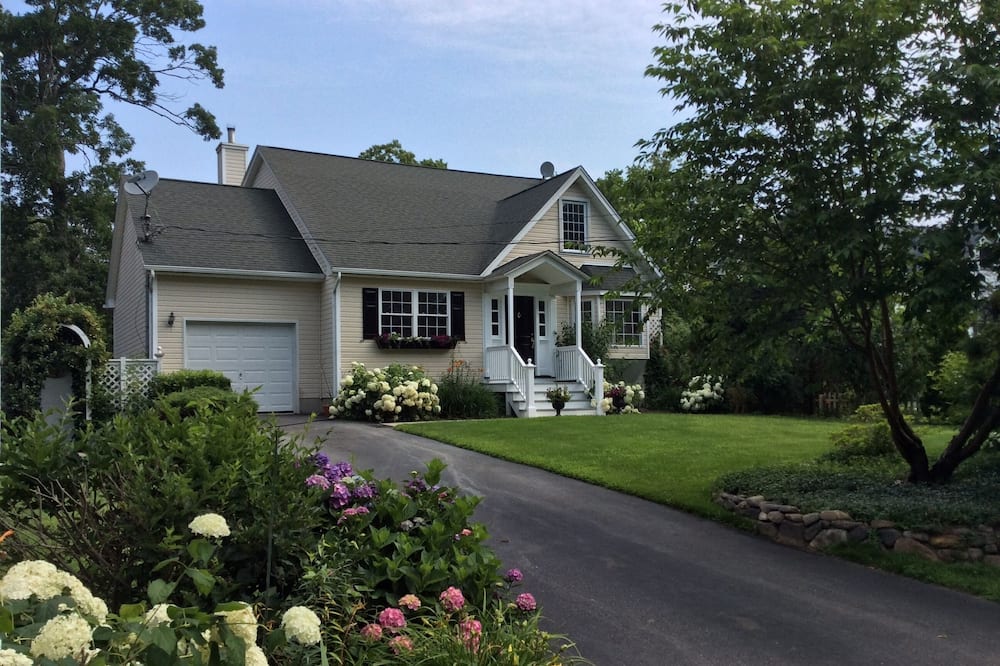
[398,414,1000,599]
[0,399,583,664]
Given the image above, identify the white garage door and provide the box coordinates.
[185,322,296,412]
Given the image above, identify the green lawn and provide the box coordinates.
[399,414,952,520]
[398,414,1000,601]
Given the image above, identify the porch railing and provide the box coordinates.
[484,345,536,416]
[554,346,605,416]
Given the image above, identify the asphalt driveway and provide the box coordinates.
[279,417,1000,666]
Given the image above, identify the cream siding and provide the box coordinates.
[112,215,150,357]
[503,182,629,268]
[155,275,324,407]
[320,277,336,402]
[339,276,484,381]
[217,143,248,186]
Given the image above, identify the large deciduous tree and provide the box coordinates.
[629,0,998,482]
[1,0,224,322]
[358,139,448,169]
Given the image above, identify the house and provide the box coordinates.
[105,130,655,415]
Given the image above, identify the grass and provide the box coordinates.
[400,414,951,520]
[398,414,1000,601]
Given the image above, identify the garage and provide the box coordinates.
[185,321,296,412]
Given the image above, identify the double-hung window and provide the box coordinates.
[561,200,587,252]
[606,299,642,347]
[380,290,449,336]
[364,288,466,340]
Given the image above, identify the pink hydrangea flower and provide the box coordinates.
[453,528,473,541]
[504,568,523,583]
[360,624,383,641]
[459,618,482,653]
[515,593,537,612]
[337,506,370,524]
[305,474,330,490]
[378,607,406,631]
[398,594,421,611]
[389,635,414,655]
[439,586,465,613]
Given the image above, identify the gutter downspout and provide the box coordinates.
[331,271,342,401]
[148,269,157,358]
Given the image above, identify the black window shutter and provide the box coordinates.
[450,291,465,340]
[362,288,379,339]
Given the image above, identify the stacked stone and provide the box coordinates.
[716,492,1000,567]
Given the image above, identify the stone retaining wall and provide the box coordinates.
[716,492,1000,567]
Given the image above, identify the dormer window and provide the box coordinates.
[561,200,588,252]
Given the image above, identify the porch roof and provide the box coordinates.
[581,264,638,293]
[485,251,589,287]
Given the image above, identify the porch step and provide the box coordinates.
[509,380,594,417]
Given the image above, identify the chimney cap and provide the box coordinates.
[227,126,236,143]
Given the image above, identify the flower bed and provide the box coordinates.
[596,380,644,414]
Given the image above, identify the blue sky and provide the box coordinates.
[48,1,676,183]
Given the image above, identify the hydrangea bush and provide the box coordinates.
[331,362,441,422]
[596,381,645,414]
[680,375,725,412]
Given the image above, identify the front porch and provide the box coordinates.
[480,252,606,417]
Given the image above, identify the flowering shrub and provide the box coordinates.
[545,385,571,403]
[0,525,324,665]
[596,380,644,414]
[680,375,725,412]
[329,573,585,664]
[331,362,441,422]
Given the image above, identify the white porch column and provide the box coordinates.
[575,280,583,349]
[506,276,515,351]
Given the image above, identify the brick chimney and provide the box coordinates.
[216,126,248,186]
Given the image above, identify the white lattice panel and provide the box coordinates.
[99,358,159,411]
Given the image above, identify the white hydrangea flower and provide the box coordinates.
[189,513,231,538]
[281,606,322,645]
[0,560,65,601]
[30,613,93,660]
[245,644,269,666]
[219,603,258,647]
[144,603,174,627]
[0,648,34,666]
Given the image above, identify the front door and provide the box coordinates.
[513,295,535,363]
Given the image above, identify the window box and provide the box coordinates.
[374,334,459,350]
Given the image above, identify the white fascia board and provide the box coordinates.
[334,268,482,281]
[146,265,325,281]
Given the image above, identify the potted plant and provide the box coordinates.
[546,385,572,416]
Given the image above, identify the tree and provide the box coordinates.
[628,0,998,482]
[1,1,225,322]
[358,139,447,169]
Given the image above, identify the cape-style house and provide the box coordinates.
[105,130,655,415]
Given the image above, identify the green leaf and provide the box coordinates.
[0,606,14,633]
[186,567,216,596]
[148,579,176,605]
[118,602,146,619]
[187,538,216,565]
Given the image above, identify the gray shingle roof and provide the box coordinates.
[256,147,573,276]
[129,179,321,274]
[581,264,638,292]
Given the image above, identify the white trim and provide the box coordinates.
[481,167,637,277]
[148,270,158,358]
[484,252,587,283]
[146,265,324,281]
[376,288,451,337]
[335,267,482,281]
[332,272,342,398]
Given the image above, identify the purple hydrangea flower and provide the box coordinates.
[330,482,352,508]
[306,474,331,490]
[504,568,523,583]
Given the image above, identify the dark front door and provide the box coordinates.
[513,295,535,363]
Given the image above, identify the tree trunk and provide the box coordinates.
[928,360,1000,483]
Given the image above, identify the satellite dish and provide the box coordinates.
[124,170,159,196]
[540,161,555,179]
